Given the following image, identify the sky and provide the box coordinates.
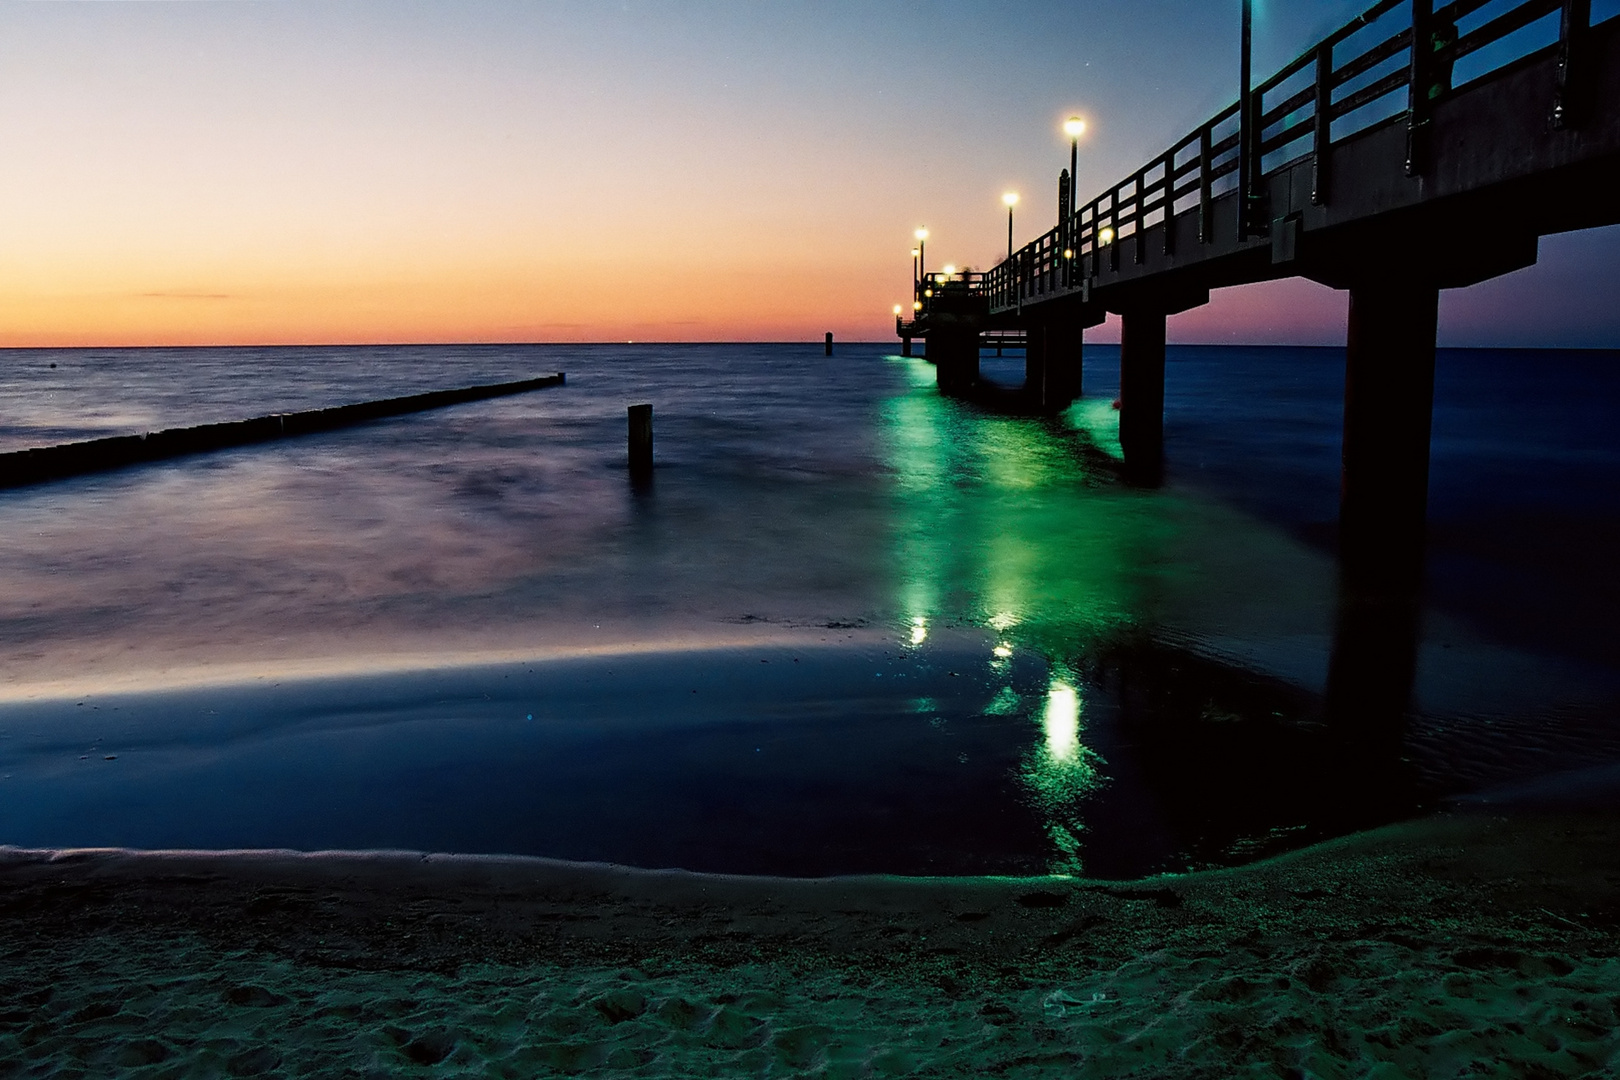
[0,0,1616,348]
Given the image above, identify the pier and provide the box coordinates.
[901,0,1620,732]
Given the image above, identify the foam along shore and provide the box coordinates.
[0,373,564,490]
[2,807,1617,1077]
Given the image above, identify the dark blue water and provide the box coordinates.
[0,343,1615,877]
[1156,346,1619,670]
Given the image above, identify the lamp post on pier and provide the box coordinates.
[914,228,929,284]
[911,247,920,292]
[1062,116,1086,286]
[1003,192,1019,262]
[1063,116,1086,204]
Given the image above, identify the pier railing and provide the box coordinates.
[959,0,1615,315]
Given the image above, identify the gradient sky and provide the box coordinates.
[1,0,1616,347]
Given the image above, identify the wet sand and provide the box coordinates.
[3,807,1617,1077]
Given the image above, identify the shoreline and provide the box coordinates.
[4,807,1618,1076]
[0,624,902,704]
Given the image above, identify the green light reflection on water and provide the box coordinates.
[1024,672,1105,874]
[880,355,1173,659]
[879,356,1171,873]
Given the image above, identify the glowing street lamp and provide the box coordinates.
[1062,116,1086,284]
[1003,192,1019,261]
[1063,116,1086,190]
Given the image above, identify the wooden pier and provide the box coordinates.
[901,0,1620,732]
[904,0,1619,523]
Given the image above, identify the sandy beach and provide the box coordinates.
[3,806,1617,1078]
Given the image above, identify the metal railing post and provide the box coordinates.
[1058,169,1073,288]
[1134,172,1146,264]
[1198,126,1213,243]
[1239,0,1256,239]
[1090,206,1102,278]
[1406,0,1433,177]
[1312,41,1334,205]
[1109,193,1120,272]
[1162,152,1177,256]
[1554,0,1592,129]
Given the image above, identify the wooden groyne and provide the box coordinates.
[0,373,565,490]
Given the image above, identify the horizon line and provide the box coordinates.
[3,340,1618,353]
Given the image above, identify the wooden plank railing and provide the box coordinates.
[958,0,1606,317]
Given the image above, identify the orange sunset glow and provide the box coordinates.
[3,0,1617,347]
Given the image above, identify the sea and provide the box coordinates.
[0,342,1616,879]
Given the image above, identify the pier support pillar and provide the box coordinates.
[1303,231,1536,740]
[1024,327,1047,405]
[1118,309,1167,483]
[930,326,980,396]
[1111,288,1202,483]
[1324,583,1423,749]
[901,336,912,357]
[1323,280,1439,739]
[1338,281,1439,597]
[1025,320,1084,415]
[1055,321,1084,403]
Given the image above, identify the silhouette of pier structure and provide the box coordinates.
[900,0,1620,735]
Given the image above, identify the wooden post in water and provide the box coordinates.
[628,403,653,476]
[1118,310,1166,484]
[824,332,834,356]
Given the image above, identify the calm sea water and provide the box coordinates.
[0,343,1615,877]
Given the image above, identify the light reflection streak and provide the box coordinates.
[1043,680,1080,762]
[1024,673,1103,874]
